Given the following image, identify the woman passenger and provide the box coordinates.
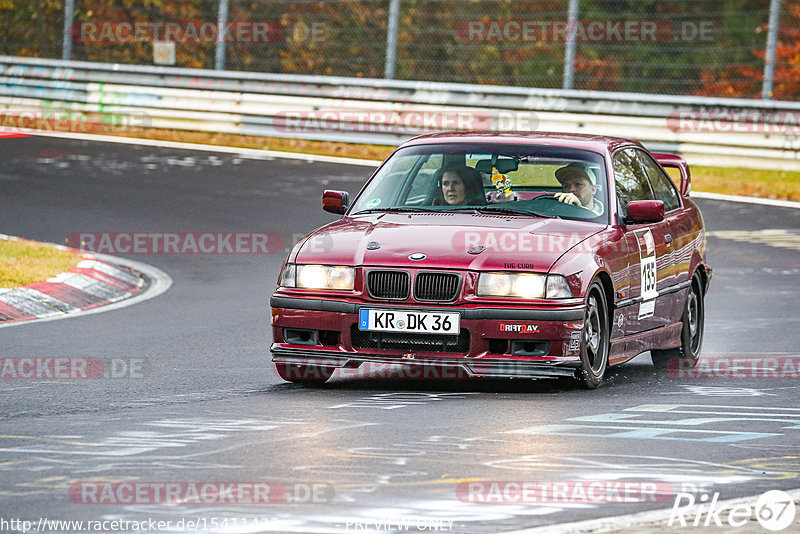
[434,166,486,206]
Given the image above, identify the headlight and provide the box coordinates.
[291,264,355,290]
[477,273,573,299]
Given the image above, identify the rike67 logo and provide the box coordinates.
[669,490,796,531]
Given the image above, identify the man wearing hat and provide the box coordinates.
[554,163,603,215]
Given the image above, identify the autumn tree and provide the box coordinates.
[693,3,799,100]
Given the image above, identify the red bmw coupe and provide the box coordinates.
[270,132,711,388]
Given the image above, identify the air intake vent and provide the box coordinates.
[367,270,410,300]
[414,272,461,302]
[351,326,470,354]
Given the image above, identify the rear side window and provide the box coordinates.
[636,150,681,212]
[613,148,654,217]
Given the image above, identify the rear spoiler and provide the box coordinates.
[653,153,691,197]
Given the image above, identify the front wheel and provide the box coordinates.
[275,362,335,385]
[651,272,705,370]
[577,281,610,389]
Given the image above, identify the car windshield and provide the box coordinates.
[349,143,609,223]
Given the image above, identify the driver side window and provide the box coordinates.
[613,148,654,217]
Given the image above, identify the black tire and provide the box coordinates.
[577,281,610,389]
[275,362,334,384]
[651,272,705,370]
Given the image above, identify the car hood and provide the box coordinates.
[293,213,605,272]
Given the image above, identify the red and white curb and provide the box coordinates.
[0,235,172,327]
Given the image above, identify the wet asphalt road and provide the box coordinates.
[1,135,799,533]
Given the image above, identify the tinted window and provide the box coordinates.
[636,150,681,212]
[613,148,654,217]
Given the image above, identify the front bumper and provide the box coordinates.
[272,348,579,379]
[270,295,586,379]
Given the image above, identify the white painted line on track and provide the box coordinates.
[0,252,172,329]
[503,488,800,533]
[15,130,800,207]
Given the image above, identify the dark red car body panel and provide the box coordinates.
[270,132,711,380]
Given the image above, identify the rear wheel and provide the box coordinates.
[651,272,705,370]
[577,281,610,389]
[275,362,334,384]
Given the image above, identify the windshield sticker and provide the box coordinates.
[636,228,657,319]
[491,167,513,198]
[365,198,381,208]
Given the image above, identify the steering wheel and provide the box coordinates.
[528,193,596,216]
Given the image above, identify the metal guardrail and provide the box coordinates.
[1,56,799,170]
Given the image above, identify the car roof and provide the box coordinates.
[400,131,641,153]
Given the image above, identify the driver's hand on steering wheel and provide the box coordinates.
[554,192,583,207]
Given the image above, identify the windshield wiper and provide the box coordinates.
[453,206,559,218]
[352,207,440,215]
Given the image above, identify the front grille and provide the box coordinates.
[351,326,470,354]
[367,270,410,300]
[414,272,461,302]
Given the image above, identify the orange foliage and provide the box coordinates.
[693,4,800,100]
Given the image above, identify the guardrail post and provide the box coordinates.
[761,0,781,100]
[215,0,230,71]
[62,0,75,60]
[384,0,400,79]
[562,0,579,90]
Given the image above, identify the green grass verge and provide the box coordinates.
[0,238,82,288]
[690,166,800,202]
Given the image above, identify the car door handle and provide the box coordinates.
[664,233,673,244]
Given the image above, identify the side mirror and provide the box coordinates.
[627,200,664,224]
[653,153,691,197]
[322,190,349,215]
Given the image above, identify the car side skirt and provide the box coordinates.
[609,322,683,365]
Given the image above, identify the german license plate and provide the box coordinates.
[358,308,460,334]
